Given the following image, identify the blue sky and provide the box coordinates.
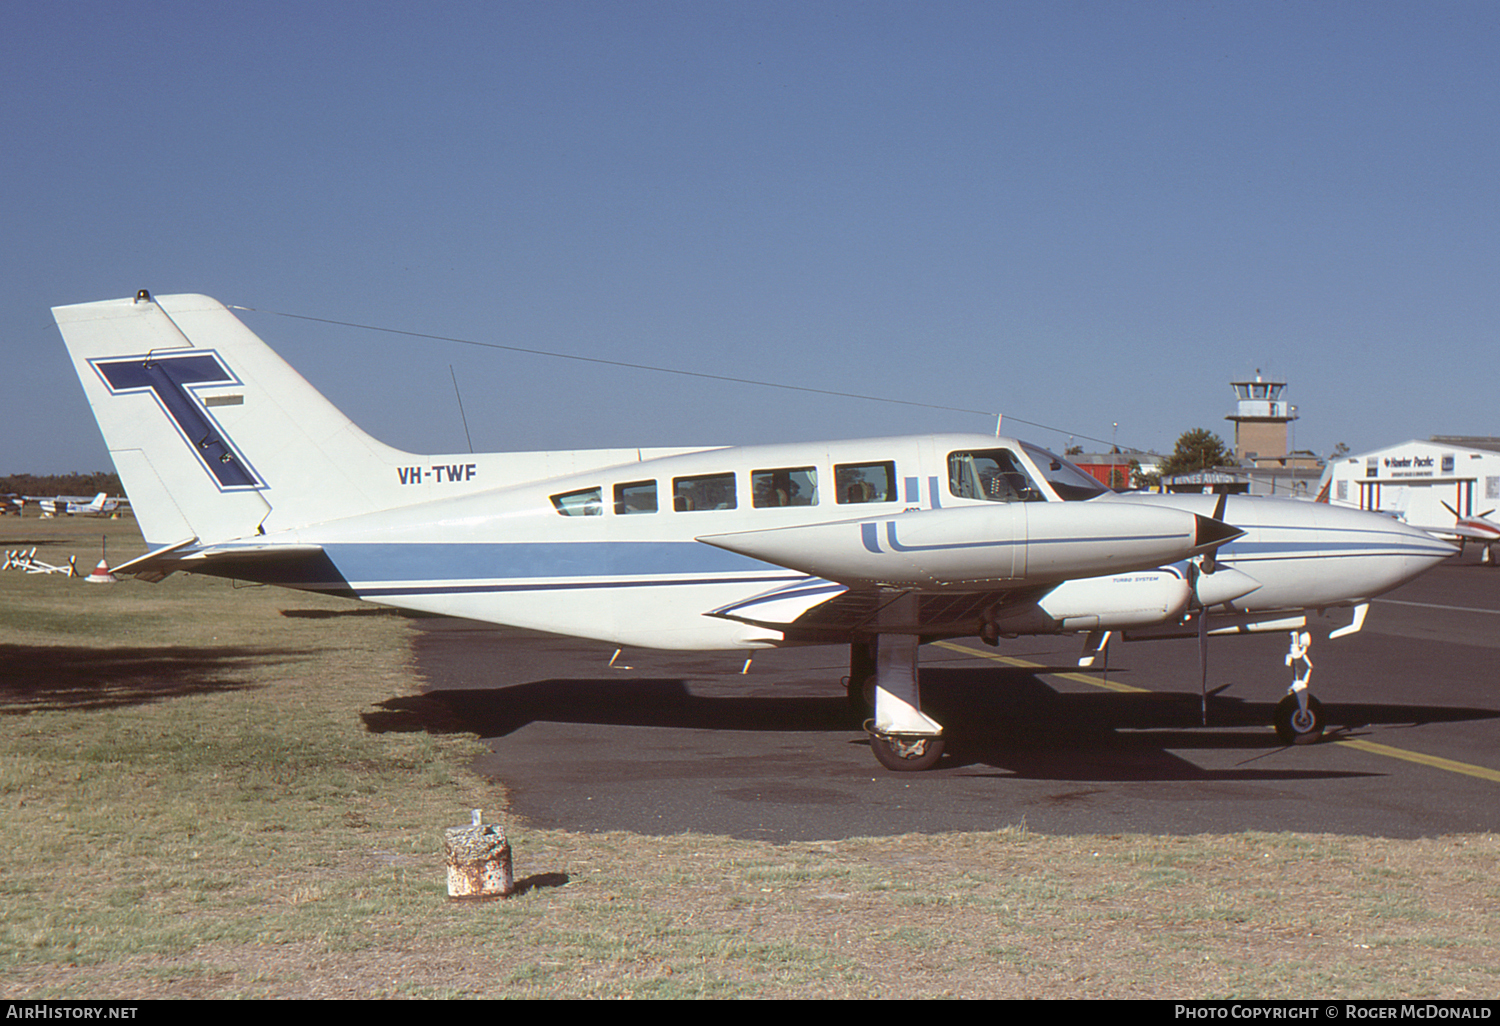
[5,1,1497,474]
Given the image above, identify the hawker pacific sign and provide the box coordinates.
[1363,447,1463,480]
[1378,454,1444,479]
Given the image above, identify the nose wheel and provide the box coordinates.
[1273,693,1325,744]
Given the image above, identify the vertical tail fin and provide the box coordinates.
[53,291,415,546]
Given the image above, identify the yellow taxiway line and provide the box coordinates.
[933,640,1500,784]
[933,640,1149,692]
[1333,739,1500,784]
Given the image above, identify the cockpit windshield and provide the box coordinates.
[1019,442,1114,501]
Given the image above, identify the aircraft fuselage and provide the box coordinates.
[192,434,1447,650]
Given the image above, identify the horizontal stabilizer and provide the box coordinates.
[111,540,336,587]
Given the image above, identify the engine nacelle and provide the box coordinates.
[700,502,1240,589]
[986,570,1193,634]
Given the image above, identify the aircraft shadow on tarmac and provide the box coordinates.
[367,665,1499,783]
[0,642,309,713]
[280,607,422,620]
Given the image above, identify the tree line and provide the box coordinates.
[0,472,124,497]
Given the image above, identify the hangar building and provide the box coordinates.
[1318,436,1500,530]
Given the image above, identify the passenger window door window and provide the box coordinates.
[752,467,818,507]
[551,487,603,516]
[835,462,896,504]
[614,480,658,515]
[673,473,737,512]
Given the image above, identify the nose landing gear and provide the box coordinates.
[1273,629,1325,744]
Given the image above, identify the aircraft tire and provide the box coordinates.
[869,732,944,772]
[846,675,875,715]
[1273,694,1325,745]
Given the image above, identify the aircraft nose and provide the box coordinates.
[1399,518,1460,566]
[1353,510,1458,594]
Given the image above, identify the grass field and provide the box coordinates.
[1,515,1497,998]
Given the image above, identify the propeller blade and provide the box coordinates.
[1202,492,1230,574]
[1186,500,1233,727]
[1198,607,1209,727]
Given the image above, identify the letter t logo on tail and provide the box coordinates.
[91,352,264,490]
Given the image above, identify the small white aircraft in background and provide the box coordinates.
[1429,501,1500,565]
[31,492,121,517]
[52,291,1454,771]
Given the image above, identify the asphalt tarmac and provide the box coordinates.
[413,552,1500,841]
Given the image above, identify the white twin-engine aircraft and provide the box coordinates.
[53,292,1455,771]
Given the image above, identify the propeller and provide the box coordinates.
[1193,491,1232,725]
[1198,596,1209,726]
[1201,492,1229,574]
[1441,500,1494,559]
[1443,499,1496,521]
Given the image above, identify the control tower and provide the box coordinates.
[1226,372,1296,466]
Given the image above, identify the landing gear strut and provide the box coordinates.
[1274,629,1325,744]
[858,593,945,772]
[846,638,875,715]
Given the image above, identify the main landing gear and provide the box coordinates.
[848,594,945,772]
[869,730,944,772]
[845,614,1340,769]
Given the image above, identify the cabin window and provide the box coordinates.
[835,461,896,504]
[752,467,818,508]
[948,449,1045,502]
[614,480,658,515]
[673,472,737,512]
[551,487,603,516]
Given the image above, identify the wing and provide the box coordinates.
[707,577,1045,642]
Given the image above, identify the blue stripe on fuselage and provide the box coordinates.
[353,573,810,598]
[320,540,778,584]
[1219,533,1455,562]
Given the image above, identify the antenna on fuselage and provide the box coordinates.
[449,364,473,454]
